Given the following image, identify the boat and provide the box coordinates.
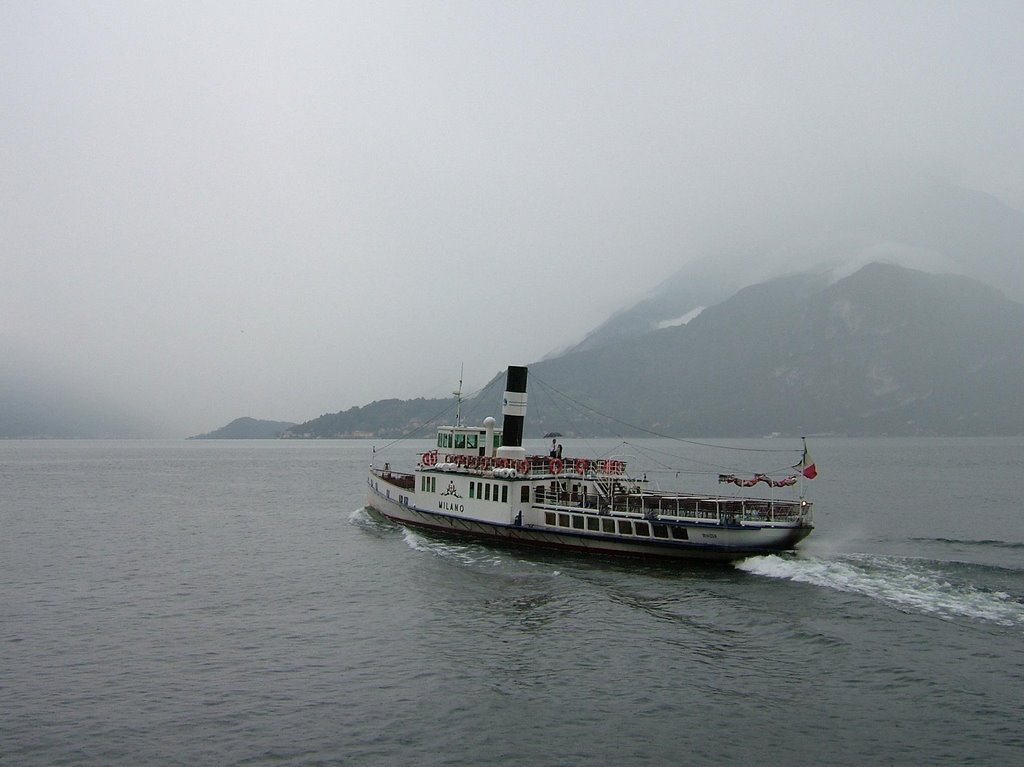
[366,365,814,561]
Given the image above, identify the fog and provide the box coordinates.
[3,1,1023,435]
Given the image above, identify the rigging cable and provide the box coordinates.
[372,374,504,455]
[529,373,802,455]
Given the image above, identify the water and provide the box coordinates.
[2,438,1022,766]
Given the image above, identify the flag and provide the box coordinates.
[795,439,818,479]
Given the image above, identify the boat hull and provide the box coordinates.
[367,478,811,562]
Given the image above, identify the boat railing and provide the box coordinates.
[610,493,811,524]
[540,491,811,525]
[371,465,416,490]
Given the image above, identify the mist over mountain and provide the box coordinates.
[0,349,160,438]
[5,176,1023,439]
[573,176,1024,353]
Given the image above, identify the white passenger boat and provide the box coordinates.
[366,365,814,561]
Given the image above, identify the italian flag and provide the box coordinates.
[796,439,818,479]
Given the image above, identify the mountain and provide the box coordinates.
[572,177,1024,353]
[525,263,1024,436]
[281,262,1024,438]
[282,397,458,439]
[189,417,297,439]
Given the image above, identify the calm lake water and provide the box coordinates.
[2,437,1022,766]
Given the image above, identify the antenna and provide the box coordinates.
[453,363,464,427]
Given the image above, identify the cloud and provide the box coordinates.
[3,1,1023,434]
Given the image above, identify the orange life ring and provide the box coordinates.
[549,457,564,475]
[517,459,530,475]
[574,458,589,474]
[422,451,437,466]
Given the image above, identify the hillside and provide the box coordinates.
[527,263,1024,436]
[189,418,297,439]
[282,397,459,439]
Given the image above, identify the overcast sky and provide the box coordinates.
[3,1,1023,435]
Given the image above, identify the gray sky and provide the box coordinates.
[3,1,1023,435]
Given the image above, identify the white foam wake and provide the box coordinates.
[737,554,1024,627]
[348,507,374,524]
[401,528,510,568]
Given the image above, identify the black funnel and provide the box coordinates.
[501,365,528,447]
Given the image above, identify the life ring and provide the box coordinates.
[549,457,564,475]
[517,459,530,475]
[574,458,589,474]
[422,451,437,466]
[612,460,624,474]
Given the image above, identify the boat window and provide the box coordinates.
[602,518,615,533]
[634,521,650,536]
[455,433,466,449]
[469,482,476,499]
[466,433,478,449]
[586,517,600,531]
[558,513,571,527]
[484,484,491,501]
[536,486,546,501]
[437,434,443,448]
[521,486,530,503]
[652,524,669,539]
[493,434,502,450]
[572,515,585,529]
[670,527,689,540]
[545,511,556,525]
[501,486,508,503]
[617,520,633,535]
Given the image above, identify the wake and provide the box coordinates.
[737,553,1024,627]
